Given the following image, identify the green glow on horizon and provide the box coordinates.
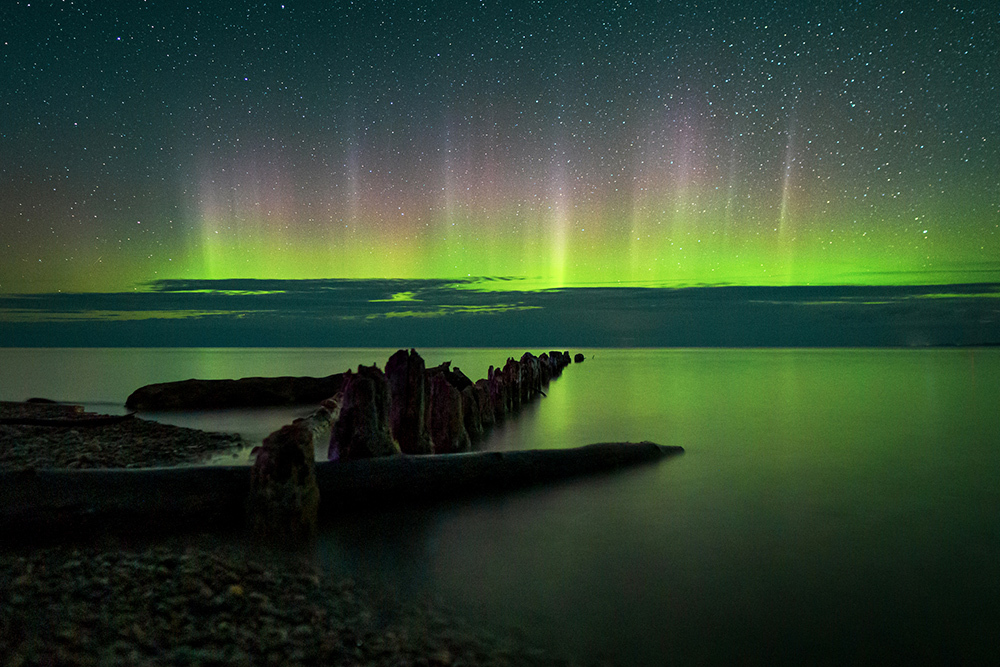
[3,1,997,300]
[2,190,998,294]
[173,201,1000,291]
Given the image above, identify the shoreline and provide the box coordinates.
[0,401,581,666]
[0,401,248,471]
[1,539,575,667]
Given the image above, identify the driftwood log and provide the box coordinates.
[0,442,682,540]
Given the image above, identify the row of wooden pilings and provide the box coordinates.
[329,348,574,460]
[247,349,574,541]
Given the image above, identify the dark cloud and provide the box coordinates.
[1,280,998,348]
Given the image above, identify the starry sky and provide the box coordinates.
[1,1,998,346]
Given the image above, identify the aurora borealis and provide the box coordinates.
[1,1,999,346]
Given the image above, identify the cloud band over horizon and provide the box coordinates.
[1,278,997,348]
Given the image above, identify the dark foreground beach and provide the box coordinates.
[0,404,578,667]
[1,540,574,667]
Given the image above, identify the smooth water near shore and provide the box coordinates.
[3,347,999,664]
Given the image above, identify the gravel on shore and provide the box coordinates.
[0,403,582,666]
[0,541,573,667]
[0,411,246,471]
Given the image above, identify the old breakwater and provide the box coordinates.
[3,350,684,541]
[0,442,683,540]
[236,349,582,540]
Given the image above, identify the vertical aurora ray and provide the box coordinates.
[778,114,798,284]
[2,2,998,296]
[779,117,795,243]
[179,124,998,292]
[548,157,571,286]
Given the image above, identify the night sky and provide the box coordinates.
[2,1,999,345]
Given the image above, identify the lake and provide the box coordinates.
[3,347,999,665]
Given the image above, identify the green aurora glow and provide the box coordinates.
[1,1,998,295]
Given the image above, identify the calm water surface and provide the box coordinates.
[3,347,999,664]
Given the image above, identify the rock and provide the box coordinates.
[0,543,579,666]
[247,407,330,542]
[574,353,585,363]
[385,349,432,455]
[328,365,400,460]
[125,374,345,411]
[427,371,471,454]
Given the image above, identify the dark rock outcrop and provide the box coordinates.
[125,374,344,411]
[328,366,400,461]
[247,407,330,542]
[574,353,586,363]
[385,349,432,455]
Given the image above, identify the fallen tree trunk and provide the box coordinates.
[0,442,682,540]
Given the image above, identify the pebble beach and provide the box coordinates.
[0,402,578,666]
[1,542,571,667]
[0,401,247,471]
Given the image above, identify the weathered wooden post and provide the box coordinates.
[246,407,331,542]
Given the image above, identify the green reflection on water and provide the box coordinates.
[433,348,1000,664]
